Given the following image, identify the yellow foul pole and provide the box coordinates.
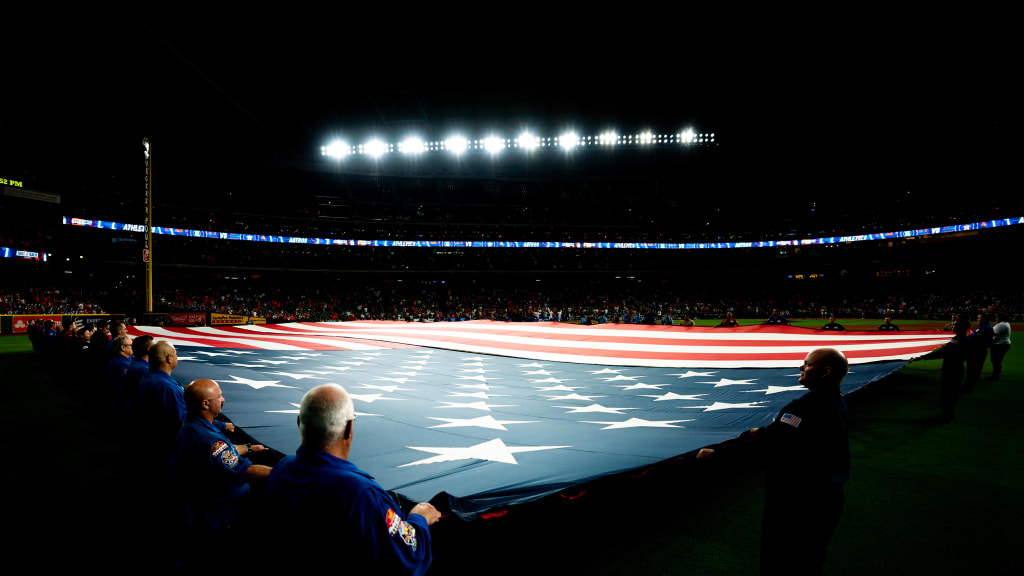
[144,138,153,313]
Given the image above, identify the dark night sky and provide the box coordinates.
[2,7,1017,211]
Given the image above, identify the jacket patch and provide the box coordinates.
[386,508,418,551]
[780,413,802,428]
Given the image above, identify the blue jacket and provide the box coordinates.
[264,446,433,574]
[173,414,251,536]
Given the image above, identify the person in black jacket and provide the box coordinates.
[698,347,850,575]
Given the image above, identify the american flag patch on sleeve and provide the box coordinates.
[780,413,802,428]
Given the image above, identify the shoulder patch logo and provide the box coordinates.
[780,413,802,428]
[385,508,418,551]
[219,448,239,468]
[211,441,229,457]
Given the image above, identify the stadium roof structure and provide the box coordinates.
[2,10,1018,222]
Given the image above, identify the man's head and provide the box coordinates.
[149,340,178,373]
[829,315,837,324]
[798,348,849,391]
[110,321,127,337]
[184,379,225,419]
[996,312,1009,323]
[298,384,356,456]
[977,313,989,326]
[112,335,132,358]
[884,317,893,325]
[132,334,154,360]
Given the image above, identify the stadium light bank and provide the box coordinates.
[321,127,711,160]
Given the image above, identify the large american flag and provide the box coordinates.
[129,321,949,516]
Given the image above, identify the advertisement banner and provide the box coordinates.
[11,315,62,333]
[249,316,266,325]
[211,314,249,326]
[168,313,207,327]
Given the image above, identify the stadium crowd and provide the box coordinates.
[5,284,1020,325]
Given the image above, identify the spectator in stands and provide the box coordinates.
[821,315,845,331]
[717,312,739,328]
[173,379,270,558]
[263,384,440,573]
[990,313,1011,381]
[878,317,900,331]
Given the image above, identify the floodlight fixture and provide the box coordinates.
[638,131,654,145]
[679,128,695,144]
[559,131,578,151]
[483,136,504,155]
[518,132,539,151]
[599,131,617,146]
[445,135,468,155]
[322,140,351,158]
[364,139,388,158]
[399,137,425,155]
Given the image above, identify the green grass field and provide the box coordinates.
[1,323,1020,574]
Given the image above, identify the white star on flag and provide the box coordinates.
[743,385,806,395]
[224,375,295,390]
[457,375,499,382]
[638,392,708,402]
[398,365,424,370]
[268,372,325,380]
[387,372,421,377]
[458,368,494,373]
[582,418,693,430]
[535,385,580,392]
[615,383,668,391]
[399,438,568,467]
[375,377,414,384]
[459,362,486,367]
[351,355,381,360]
[545,393,605,402]
[321,365,353,372]
[338,361,365,366]
[357,385,412,393]
[555,404,639,414]
[683,401,767,412]
[295,353,323,357]
[517,362,546,368]
[302,370,337,375]
[588,368,623,375]
[276,355,311,360]
[665,371,718,378]
[403,360,432,365]
[426,415,538,430]
[177,356,201,361]
[698,378,759,387]
[230,363,265,368]
[255,359,292,365]
[530,377,571,384]
[348,393,405,404]
[434,401,516,411]
[195,351,231,357]
[600,375,639,382]
[226,350,256,354]
[524,369,558,375]
[456,384,497,390]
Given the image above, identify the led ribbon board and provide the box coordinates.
[63,216,1024,249]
